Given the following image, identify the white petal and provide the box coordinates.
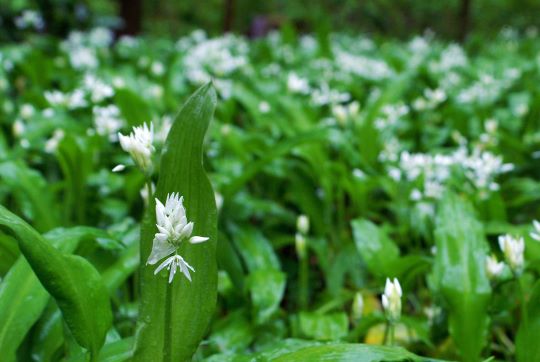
[393,278,402,296]
[154,255,174,275]
[179,222,194,239]
[189,236,209,244]
[112,164,125,172]
[147,238,176,265]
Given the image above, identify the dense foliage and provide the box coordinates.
[1,24,540,361]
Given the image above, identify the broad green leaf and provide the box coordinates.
[67,337,134,362]
[431,193,491,362]
[0,207,113,357]
[0,161,59,231]
[0,227,113,361]
[271,343,438,362]
[133,83,218,361]
[296,312,349,341]
[516,280,540,362]
[351,219,399,277]
[115,88,152,127]
[209,310,254,353]
[247,269,286,324]
[32,240,139,361]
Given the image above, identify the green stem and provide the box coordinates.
[517,275,528,334]
[299,254,309,310]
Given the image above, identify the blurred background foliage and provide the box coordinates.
[2,0,540,41]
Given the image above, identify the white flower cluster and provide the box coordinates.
[374,103,409,130]
[117,123,154,174]
[93,105,123,141]
[429,44,468,73]
[395,146,513,200]
[335,50,393,81]
[412,88,447,111]
[60,28,112,70]
[311,83,351,106]
[457,70,520,106]
[15,10,44,30]
[485,255,505,279]
[287,73,310,94]
[147,193,209,283]
[83,74,114,103]
[182,33,248,85]
[44,89,87,109]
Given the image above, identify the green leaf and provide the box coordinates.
[247,269,286,324]
[351,219,399,277]
[0,161,59,231]
[516,280,540,362]
[67,337,134,362]
[296,312,349,341]
[115,88,152,127]
[431,193,491,362]
[271,343,438,362]
[0,207,113,357]
[133,83,218,361]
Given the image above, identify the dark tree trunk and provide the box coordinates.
[119,0,142,36]
[458,0,472,42]
[223,0,235,32]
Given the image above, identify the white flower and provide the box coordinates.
[117,123,154,173]
[485,255,504,279]
[498,234,525,274]
[154,254,195,283]
[296,215,310,235]
[530,220,540,241]
[147,193,209,283]
[382,278,402,321]
[258,101,270,114]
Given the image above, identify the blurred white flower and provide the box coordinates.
[352,292,364,320]
[296,215,310,235]
[151,61,165,76]
[45,129,65,153]
[117,123,154,174]
[530,220,540,241]
[258,101,270,114]
[295,233,307,259]
[93,105,123,141]
[147,193,208,282]
[382,278,402,321]
[485,255,505,279]
[15,10,44,30]
[287,73,310,94]
[12,119,25,137]
[498,234,525,274]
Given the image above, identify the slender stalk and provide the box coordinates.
[298,254,309,309]
[516,275,528,334]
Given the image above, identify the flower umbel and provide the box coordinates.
[117,123,154,173]
[147,193,209,283]
[382,278,402,321]
[498,234,525,274]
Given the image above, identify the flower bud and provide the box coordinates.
[296,214,310,235]
[382,278,402,322]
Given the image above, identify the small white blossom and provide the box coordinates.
[147,193,209,283]
[530,220,540,241]
[485,255,505,279]
[112,164,125,172]
[296,215,310,235]
[498,234,525,274]
[382,278,402,321]
[154,254,195,283]
[118,123,154,174]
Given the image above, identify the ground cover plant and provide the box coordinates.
[1,19,540,362]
